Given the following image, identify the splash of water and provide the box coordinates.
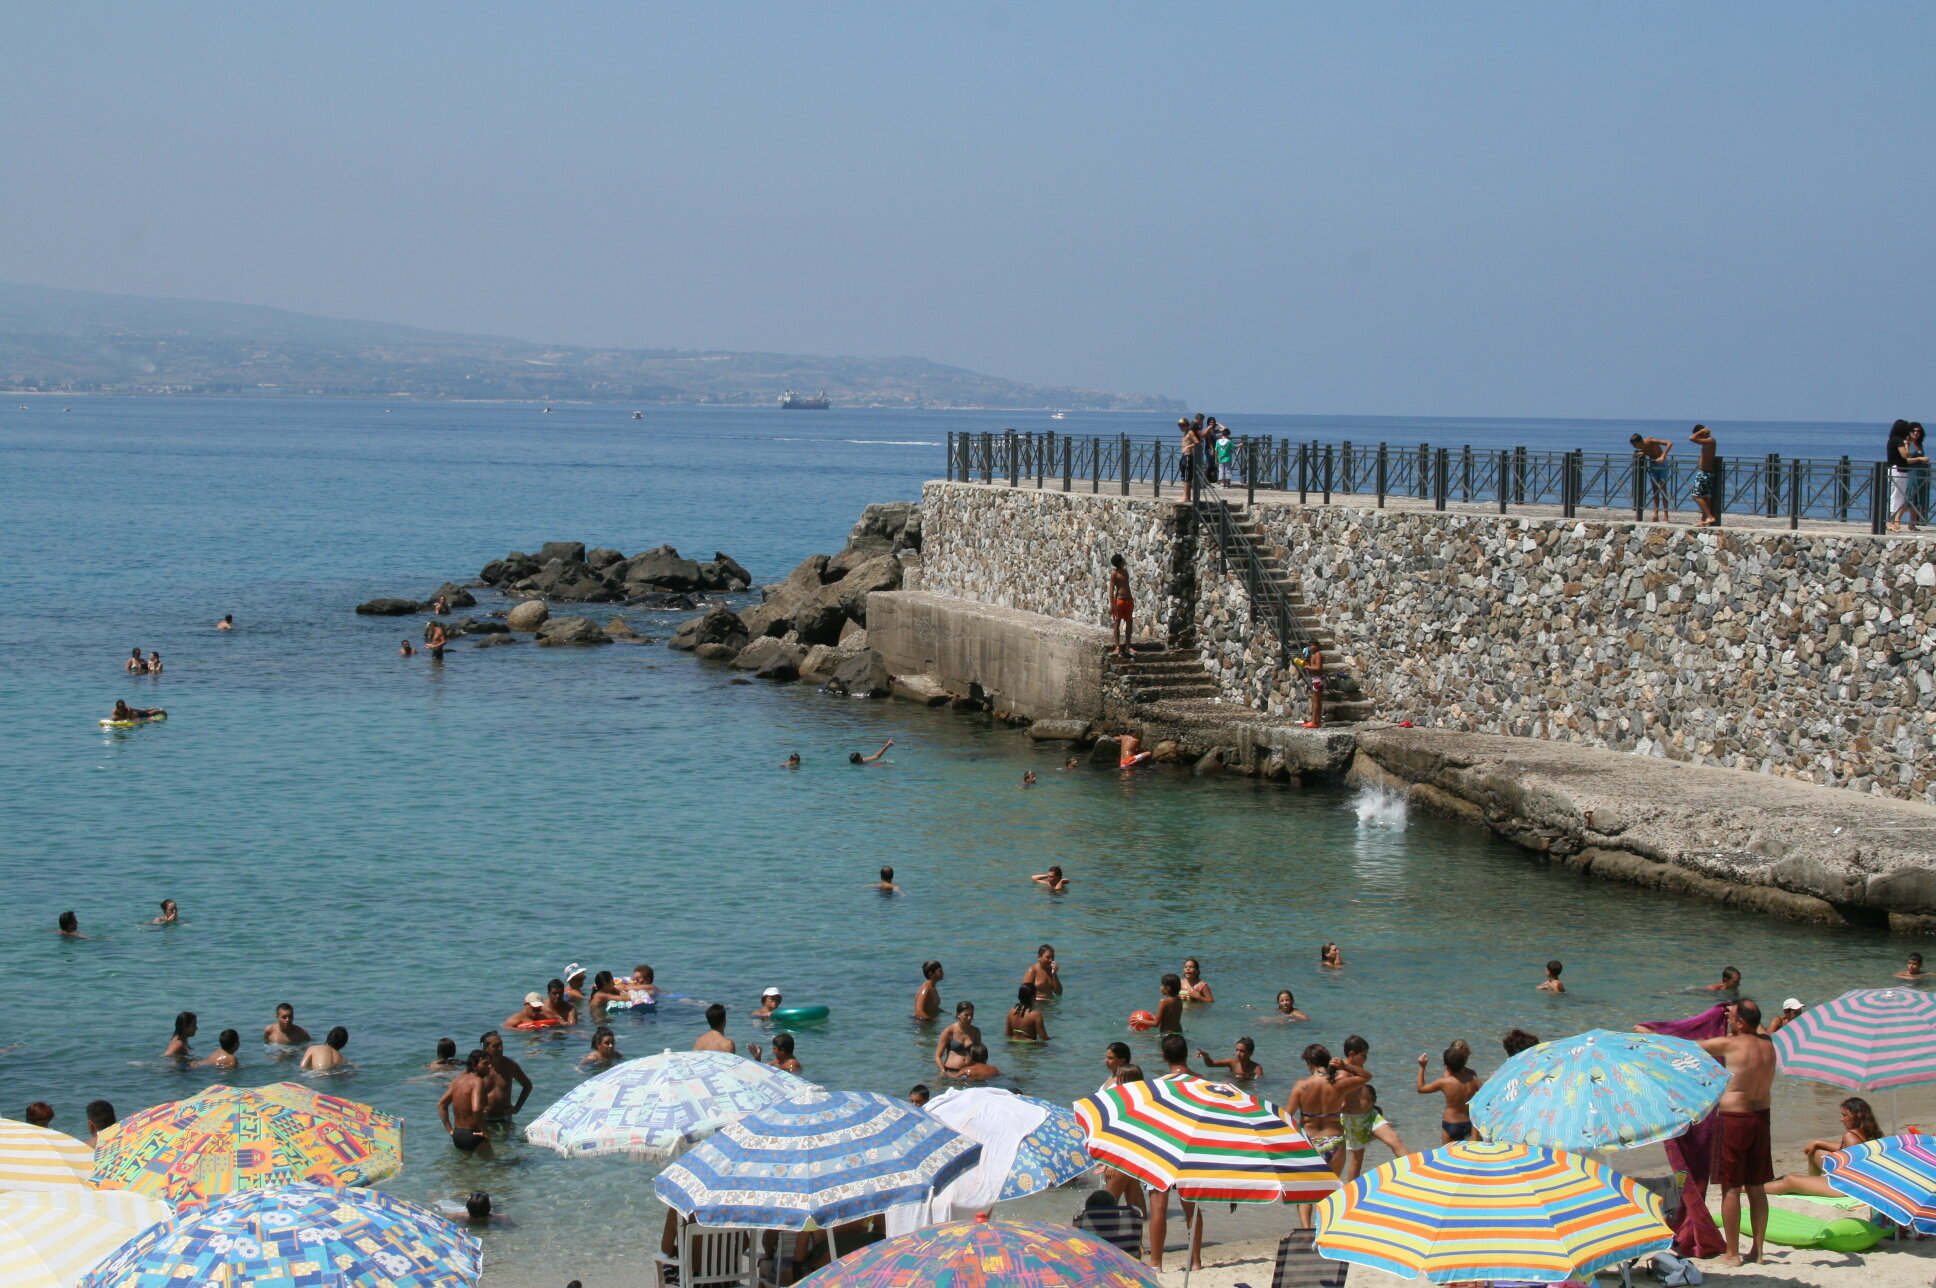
[1352,782,1410,829]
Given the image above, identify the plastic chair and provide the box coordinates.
[1232,1228,1345,1288]
[654,1224,760,1288]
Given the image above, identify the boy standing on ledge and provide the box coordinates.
[1107,554,1134,658]
[1690,424,1719,527]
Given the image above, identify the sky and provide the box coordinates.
[2,4,1931,419]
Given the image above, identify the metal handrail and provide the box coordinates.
[1184,458,1320,685]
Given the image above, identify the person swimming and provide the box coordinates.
[849,740,894,765]
[163,1011,197,1062]
[429,1037,461,1071]
[753,988,782,1019]
[1274,989,1309,1021]
[109,700,165,722]
[952,1042,1001,1080]
[1153,974,1184,1036]
[1320,942,1345,969]
[145,651,163,674]
[200,1029,242,1070]
[907,1083,931,1106]
[581,1026,624,1067]
[301,1026,351,1072]
[151,899,180,925]
[767,1031,802,1074]
[1006,983,1050,1041]
[216,614,233,630]
[53,910,88,939]
[1702,965,1743,993]
[125,647,145,673]
[264,1003,312,1046]
[1021,770,1036,787]
[587,971,628,1013]
[1197,1036,1261,1080]
[1537,960,1565,993]
[934,1001,981,1075]
[1180,957,1214,1003]
[1897,953,1925,981]
[400,639,416,657]
[871,866,901,893]
[624,965,661,1000]
[915,961,944,1021]
[1030,865,1070,893]
[1118,733,1151,768]
[782,752,800,768]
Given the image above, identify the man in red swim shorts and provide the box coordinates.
[1700,999,1777,1266]
[1107,554,1134,658]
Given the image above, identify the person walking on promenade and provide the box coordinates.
[1178,418,1202,503]
[1631,432,1673,521]
[1107,554,1134,658]
[1889,419,1929,532]
[1689,424,1720,527]
[1698,999,1777,1266]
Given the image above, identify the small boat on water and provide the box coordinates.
[631,411,644,419]
[1050,411,1068,420]
[779,390,830,410]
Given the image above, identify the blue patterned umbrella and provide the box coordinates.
[1002,1096,1093,1200]
[1469,1030,1727,1151]
[525,1048,815,1159]
[79,1184,480,1288]
[654,1090,980,1229]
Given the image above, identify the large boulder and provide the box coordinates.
[537,615,613,645]
[779,553,831,593]
[697,560,751,592]
[849,501,922,554]
[738,586,807,639]
[791,584,849,646]
[524,559,621,602]
[604,615,641,638]
[356,597,421,616]
[587,547,627,571]
[425,583,478,609]
[622,545,703,592]
[731,636,804,680]
[799,644,844,680]
[473,633,521,648]
[480,552,540,586]
[537,541,587,566]
[694,642,740,662]
[454,617,510,635]
[506,600,550,632]
[834,554,903,625]
[712,551,752,585]
[669,606,750,653]
[826,649,891,698]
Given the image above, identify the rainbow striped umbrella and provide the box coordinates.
[0,1188,172,1288]
[1315,1140,1670,1284]
[1772,988,1936,1092]
[797,1216,1161,1288]
[1822,1133,1936,1232]
[0,1121,94,1193]
[1073,1075,1335,1202]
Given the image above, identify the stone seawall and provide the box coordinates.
[922,480,1936,805]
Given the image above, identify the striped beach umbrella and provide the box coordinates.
[89,1083,402,1207]
[797,1216,1162,1288]
[1073,1076,1336,1202]
[654,1090,980,1230]
[1822,1133,1936,1232]
[0,1189,172,1288]
[1315,1140,1670,1284]
[79,1184,478,1288]
[1470,1030,1728,1151]
[1772,988,1936,1092]
[525,1049,815,1159]
[0,1121,94,1193]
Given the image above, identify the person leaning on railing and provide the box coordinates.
[1888,419,1929,532]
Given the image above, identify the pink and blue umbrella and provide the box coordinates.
[654,1090,980,1230]
[1469,1030,1728,1151]
[1773,989,1936,1092]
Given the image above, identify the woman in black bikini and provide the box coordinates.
[1006,983,1050,1041]
[932,1000,981,1076]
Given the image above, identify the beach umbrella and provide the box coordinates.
[88,1083,401,1207]
[0,1188,172,1288]
[0,1120,94,1193]
[921,1088,1092,1203]
[79,1183,478,1288]
[1073,1075,1336,1202]
[1315,1140,1670,1284]
[525,1048,814,1159]
[654,1090,980,1230]
[796,1215,1162,1288]
[1772,988,1936,1092]
[1469,1029,1728,1151]
[1821,1132,1936,1232]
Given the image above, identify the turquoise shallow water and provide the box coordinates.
[0,398,1915,1284]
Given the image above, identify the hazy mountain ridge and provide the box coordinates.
[0,282,1182,411]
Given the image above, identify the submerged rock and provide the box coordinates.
[356,597,422,616]
[536,616,614,645]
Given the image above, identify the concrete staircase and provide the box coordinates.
[1106,644,1220,706]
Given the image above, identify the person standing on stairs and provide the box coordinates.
[1108,555,1134,658]
[1299,645,1325,728]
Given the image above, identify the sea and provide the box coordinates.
[0,398,1915,1284]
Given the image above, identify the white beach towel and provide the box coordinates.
[886,1087,1049,1235]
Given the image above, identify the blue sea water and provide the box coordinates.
[0,398,1912,1283]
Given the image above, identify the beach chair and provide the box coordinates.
[653,1225,759,1288]
[1232,1228,1345,1288]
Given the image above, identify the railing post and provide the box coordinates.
[1461,445,1472,502]
[1765,454,1780,518]
[1036,432,1046,489]
[1153,441,1162,498]
[1005,430,1018,486]
[1872,460,1889,535]
[1712,456,1726,528]
[980,432,992,483]
[1376,442,1388,509]
[1298,442,1309,503]
[1323,443,1334,504]
[1245,436,1256,507]
[1513,446,1527,505]
[1342,440,1355,493]
[945,431,955,481]
[1837,456,1851,521]
[1434,447,1449,511]
[1633,451,1645,521]
[1418,442,1431,499]
[1119,434,1130,497]
[1498,449,1510,514]
[1279,438,1290,491]
[1562,450,1579,518]
[1090,437,1099,494]
[1789,458,1802,530]
[1062,436,1072,492]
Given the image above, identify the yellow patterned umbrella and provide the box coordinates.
[0,1120,94,1193]
[0,1188,173,1288]
[89,1083,401,1207]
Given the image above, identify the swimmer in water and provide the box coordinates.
[1060,757,1080,770]
[52,910,88,939]
[85,1100,116,1146]
[479,1031,532,1118]
[587,971,628,1013]
[1704,966,1743,993]
[301,1026,350,1072]
[1321,942,1345,969]
[1537,960,1565,993]
[915,961,944,1021]
[753,988,782,1019]
[425,620,450,661]
[151,899,180,925]
[216,614,233,630]
[849,740,894,765]
[624,965,660,1000]
[200,1029,242,1070]
[429,1038,461,1071]
[109,701,165,722]
[264,1003,312,1046]
[145,651,163,675]
[782,752,800,768]
[695,1003,750,1057]
[23,1102,53,1128]
[907,1083,931,1107]
[439,1051,494,1157]
[1006,983,1050,1040]
[767,1032,802,1074]
[561,967,588,1004]
[1022,944,1063,998]
[934,1001,981,1075]
[581,1026,624,1067]
[952,1042,1001,1081]
[1153,974,1184,1036]
[1118,732,1151,768]
[542,979,576,1025]
[163,1011,197,1062]
[504,994,550,1030]
[1502,1028,1541,1056]
[125,647,145,673]
[1180,958,1214,1003]
[1099,1041,1133,1091]
[1031,865,1070,893]
[1897,953,1925,981]
[400,639,415,657]
[1274,989,1310,1021]
[1197,1036,1262,1080]
[871,866,901,893]
[1022,770,1036,787]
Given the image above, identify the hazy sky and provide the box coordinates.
[4,5,1930,418]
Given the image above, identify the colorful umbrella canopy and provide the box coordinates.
[1470,1030,1728,1151]
[1001,1097,1093,1201]
[525,1048,815,1159]
[797,1216,1162,1288]
[920,1088,1091,1203]
[0,1188,172,1288]
[1074,1075,1335,1203]
[1772,988,1936,1091]
[79,1184,479,1288]
[1315,1140,1670,1284]
[0,1120,94,1193]
[89,1083,402,1206]
[1822,1133,1936,1232]
[654,1090,980,1230]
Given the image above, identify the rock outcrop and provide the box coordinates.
[356,597,423,616]
[506,600,550,632]
[474,541,752,603]
[536,615,613,646]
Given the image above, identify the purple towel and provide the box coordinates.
[1639,1004,1729,1258]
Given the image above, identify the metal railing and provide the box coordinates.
[943,430,1916,534]
[1183,457,1320,684]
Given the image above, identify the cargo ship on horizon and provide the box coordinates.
[779,389,830,410]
